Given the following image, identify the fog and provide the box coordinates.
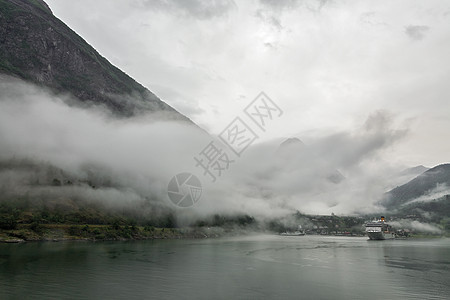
[0,76,414,223]
[390,220,442,234]
[45,0,450,168]
[0,76,209,221]
[404,183,450,205]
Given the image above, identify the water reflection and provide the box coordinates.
[0,236,449,299]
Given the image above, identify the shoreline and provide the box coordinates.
[0,224,227,244]
[2,224,446,244]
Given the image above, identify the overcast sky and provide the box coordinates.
[45,0,450,167]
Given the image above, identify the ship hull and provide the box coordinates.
[280,232,305,236]
[365,218,395,240]
[367,231,395,240]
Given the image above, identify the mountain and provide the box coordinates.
[276,137,308,158]
[0,0,192,119]
[385,165,430,190]
[395,165,429,183]
[398,165,429,177]
[383,163,450,209]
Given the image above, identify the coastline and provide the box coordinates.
[2,225,446,244]
[0,224,227,243]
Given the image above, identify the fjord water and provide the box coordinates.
[1,236,449,299]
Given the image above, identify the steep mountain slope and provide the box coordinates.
[0,0,191,119]
[383,164,450,209]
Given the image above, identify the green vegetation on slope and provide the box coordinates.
[0,223,212,243]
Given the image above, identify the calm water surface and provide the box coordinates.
[1,235,449,299]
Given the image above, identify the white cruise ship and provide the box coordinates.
[365,216,396,240]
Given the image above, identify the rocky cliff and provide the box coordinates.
[0,0,192,119]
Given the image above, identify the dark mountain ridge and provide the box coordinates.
[383,163,450,209]
[0,0,192,120]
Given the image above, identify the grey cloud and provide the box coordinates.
[405,183,450,205]
[259,0,331,12]
[0,77,414,219]
[255,9,283,30]
[305,0,332,13]
[0,77,211,222]
[7,0,449,222]
[259,0,300,10]
[256,0,295,31]
[264,42,277,49]
[256,0,332,31]
[217,110,410,216]
[359,11,389,27]
[389,220,442,234]
[138,0,237,19]
[405,25,430,40]
[308,111,408,170]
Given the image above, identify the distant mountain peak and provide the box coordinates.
[278,137,306,151]
[280,137,305,146]
[398,165,429,177]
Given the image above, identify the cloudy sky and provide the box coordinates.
[45,0,450,167]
